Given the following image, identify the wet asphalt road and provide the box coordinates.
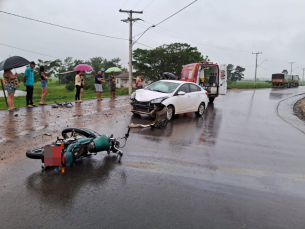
[1,87,305,229]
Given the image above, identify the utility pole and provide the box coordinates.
[302,68,305,82]
[252,52,262,88]
[120,9,143,95]
[288,62,295,74]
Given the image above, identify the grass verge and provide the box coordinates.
[0,80,130,110]
[228,81,305,89]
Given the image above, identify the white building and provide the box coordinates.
[115,73,151,88]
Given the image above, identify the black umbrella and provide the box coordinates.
[0,56,30,71]
[162,72,178,79]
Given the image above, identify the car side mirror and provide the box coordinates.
[177,91,186,95]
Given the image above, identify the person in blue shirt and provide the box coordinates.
[24,61,36,108]
[95,70,105,101]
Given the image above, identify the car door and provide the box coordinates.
[188,84,202,111]
[170,83,191,114]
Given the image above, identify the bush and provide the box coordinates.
[65,81,75,91]
[227,79,232,85]
[48,78,53,83]
[83,78,95,90]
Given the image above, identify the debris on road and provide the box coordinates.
[43,132,52,136]
[129,107,168,129]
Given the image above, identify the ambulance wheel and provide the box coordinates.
[209,98,215,103]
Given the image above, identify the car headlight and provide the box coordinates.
[130,92,136,100]
[150,97,169,104]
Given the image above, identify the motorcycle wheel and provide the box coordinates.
[26,147,44,159]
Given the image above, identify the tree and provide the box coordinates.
[86,57,104,74]
[282,69,288,74]
[86,57,127,78]
[227,64,245,83]
[227,64,234,81]
[132,43,208,82]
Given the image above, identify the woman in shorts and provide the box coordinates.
[4,69,19,111]
[39,66,49,105]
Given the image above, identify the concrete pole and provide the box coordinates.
[252,52,262,88]
[289,62,295,74]
[129,12,133,95]
[120,9,143,95]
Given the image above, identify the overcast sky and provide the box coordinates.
[0,0,304,80]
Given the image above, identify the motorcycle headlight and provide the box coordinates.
[150,97,169,104]
[130,92,136,100]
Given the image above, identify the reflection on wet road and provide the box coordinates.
[1,87,305,229]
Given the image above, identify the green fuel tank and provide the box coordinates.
[88,134,111,152]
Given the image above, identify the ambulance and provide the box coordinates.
[180,62,227,102]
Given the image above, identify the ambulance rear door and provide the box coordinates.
[219,64,227,95]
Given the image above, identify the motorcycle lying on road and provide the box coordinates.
[26,128,130,173]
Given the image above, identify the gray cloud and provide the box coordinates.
[0,0,304,79]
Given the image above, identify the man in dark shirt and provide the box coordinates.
[95,70,105,101]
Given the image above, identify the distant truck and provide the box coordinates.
[180,62,227,102]
[272,73,299,88]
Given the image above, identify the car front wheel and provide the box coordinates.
[195,103,205,116]
[167,105,174,120]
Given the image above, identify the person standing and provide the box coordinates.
[95,70,105,101]
[4,69,19,111]
[75,71,82,103]
[109,72,116,98]
[39,66,49,105]
[79,74,85,102]
[24,61,36,108]
[136,75,143,89]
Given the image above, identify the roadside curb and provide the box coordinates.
[277,92,305,134]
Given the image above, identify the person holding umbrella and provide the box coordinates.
[75,71,83,103]
[73,64,94,103]
[3,69,19,111]
[105,67,122,99]
[24,61,37,108]
[0,56,30,109]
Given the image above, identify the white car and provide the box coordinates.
[130,80,209,120]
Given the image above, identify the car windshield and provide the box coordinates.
[146,81,180,93]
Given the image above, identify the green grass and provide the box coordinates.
[228,81,305,89]
[0,79,130,110]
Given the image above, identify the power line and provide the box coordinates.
[133,20,252,53]
[133,0,141,9]
[133,21,251,52]
[0,10,128,41]
[133,0,198,44]
[142,0,156,10]
[259,66,276,72]
[0,42,64,59]
[121,0,130,8]
[155,0,197,27]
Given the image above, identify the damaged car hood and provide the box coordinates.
[135,89,171,102]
